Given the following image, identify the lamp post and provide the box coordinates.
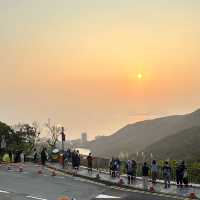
[61,127,65,152]
[60,127,66,169]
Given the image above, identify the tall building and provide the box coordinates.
[81,132,87,144]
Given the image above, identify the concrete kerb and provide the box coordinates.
[79,165,200,189]
[46,164,199,200]
[80,166,200,189]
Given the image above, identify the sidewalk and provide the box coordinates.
[47,162,200,199]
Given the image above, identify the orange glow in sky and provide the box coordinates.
[0,1,200,139]
[137,73,143,80]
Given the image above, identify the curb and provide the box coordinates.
[46,164,199,200]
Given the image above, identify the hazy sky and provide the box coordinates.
[1,0,200,139]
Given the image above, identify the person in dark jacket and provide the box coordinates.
[76,150,81,170]
[71,150,79,175]
[14,150,21,163]
[115,158,120,177]
[87,153,94,174]
[126,160,134,184]
[33,148,38,163]
[41,147,47,166]
[109,157,115,177]
[132,160,137,181]
[142,162,149,190]
[71,150,76,169]
[176,161,186,187]
[9,150,12,163]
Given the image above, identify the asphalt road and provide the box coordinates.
[0,164,183,200]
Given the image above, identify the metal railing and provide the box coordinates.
[78,155,200,184]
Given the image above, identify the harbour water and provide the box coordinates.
[75,148,91,155]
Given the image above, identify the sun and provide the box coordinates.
[137,73,143,80]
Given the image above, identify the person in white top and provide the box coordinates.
[20,151,25,163]
[151,160,158,184]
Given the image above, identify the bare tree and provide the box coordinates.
[45,119,61,149]
[32,121,41,147]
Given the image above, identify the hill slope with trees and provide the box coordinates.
[140,126,200,161]
[86,109,200,158]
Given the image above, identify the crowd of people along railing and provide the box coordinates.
[78,155,200,184]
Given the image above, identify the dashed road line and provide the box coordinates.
[55,176,65,179]
[0,189,10,194]
[96,194,121,198]
[26,195,47,200]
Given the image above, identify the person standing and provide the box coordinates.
[109,157,115,177]
[111,158,119,178]
[176,161,186,187]
[63,150,68,168]
[151,160,158,184]
[132,160,137,182]
[126,160,133,184]
[71,150,76,170]
[183,167,188,187]
[9,150,13,163]
[87,153,94,174]
[20,150,25,163]
[76,150,81,170]
[142,162,149,190]
[64,149,71,168]
[163,161,171,188]
[72,150,79,175]
[33,148,38,163]
[14,150,20,163]
[41,147,47,166]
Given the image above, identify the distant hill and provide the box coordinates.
[140,126,200,161]
[85,109,200,158]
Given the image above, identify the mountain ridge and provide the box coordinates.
[85,109,200,158]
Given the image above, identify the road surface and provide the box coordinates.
[0,163,183,200]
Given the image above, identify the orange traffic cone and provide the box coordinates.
[189,192,197,199]
[38,168,43,174]
[19,166,23,172]
[52,170,57,176]
[118,178,124,185]
[149,186,155,192]
[96,173,100,179]
[57,196,70,200]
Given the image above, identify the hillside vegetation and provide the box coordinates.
[141,126,200,161]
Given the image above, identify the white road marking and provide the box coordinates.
[22,172,29,174]
[96,194,120,198]
[26,195,47,200]
[0,189,10,194]
[109,186,184,199]
[55,176,65,179]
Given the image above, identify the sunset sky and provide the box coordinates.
[1,0,200,139]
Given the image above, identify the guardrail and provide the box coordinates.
[78,155,200,184]
[21,152,200,184]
